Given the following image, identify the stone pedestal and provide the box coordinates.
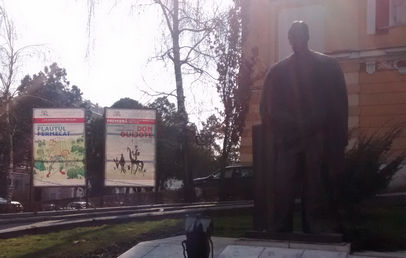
[252,124,275,231]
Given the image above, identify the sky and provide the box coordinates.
[3,0,228,126]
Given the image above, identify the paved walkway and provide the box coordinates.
[118,236,406,258]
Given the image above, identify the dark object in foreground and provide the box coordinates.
[182,215,213,258]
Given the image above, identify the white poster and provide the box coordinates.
[33,108,86,186]
[105,108,156,187]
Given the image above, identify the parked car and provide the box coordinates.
[0,197,8,213]
[0,197,7,204]
[0,198,24,213]
[42,203,56,211]
[193,164,253,200]
[66,201,94,210]
[9,201,24,212]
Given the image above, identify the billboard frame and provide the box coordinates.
[103,107,157,188]
[32,108,87,188]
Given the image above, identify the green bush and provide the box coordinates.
[338,128,405,208]
[334,128,406,249]
[339,128,405,209]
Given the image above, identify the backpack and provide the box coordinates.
[182,216,213,258]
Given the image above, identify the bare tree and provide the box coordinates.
[87,0,223,201]
[0,5,38,200]
[152,0,222,200]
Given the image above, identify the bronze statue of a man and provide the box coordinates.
[260,21,348,233]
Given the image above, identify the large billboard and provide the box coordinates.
[105,108,156,187]
[33,108,86,186]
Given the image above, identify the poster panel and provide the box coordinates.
[33,108,85,186]
[104,108,156,187]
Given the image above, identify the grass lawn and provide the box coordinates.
[0,210,251,258]
[0,219,183,258]
[211,214,252,238]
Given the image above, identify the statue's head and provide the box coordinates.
[288,21,310,54]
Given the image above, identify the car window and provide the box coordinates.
[240,168,253,178]
[212,169,233,179]
[234,167,252,178]
[224,169,233,178]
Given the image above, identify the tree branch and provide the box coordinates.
[140,87,177,98]
[179,27,208,34]
[180,31,211,65]
[155,0,174,36]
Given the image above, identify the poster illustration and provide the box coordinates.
[105,108,156,187]
[33,108,86,186]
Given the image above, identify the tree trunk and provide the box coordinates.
[5,98,14,201]
[172,0,194,202]
[219,119,230,200]
[172,0,185,116]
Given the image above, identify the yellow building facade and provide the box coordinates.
[240,0,406,163]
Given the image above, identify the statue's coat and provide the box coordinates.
[259,51,348,232]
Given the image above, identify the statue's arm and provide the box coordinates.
[260,69,272,126]
[331,60,349,146]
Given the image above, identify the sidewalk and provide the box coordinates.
[118,236,406,258]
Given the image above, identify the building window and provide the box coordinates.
[376,0,390,30]
[389,0,406,26]
[367,0,406,34]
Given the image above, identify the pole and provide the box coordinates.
[85,176,89,208]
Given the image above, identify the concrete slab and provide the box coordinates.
[119,235,235,258]
[142,243,184,258]
[118,235,405,258]
[119,236,349,258]
[259,247,304,258]
[348,256,376,258]
[235,238,290,248]
[211,237,240,257]
[290,241,350,252]
[119,242,158,258]
[302,250,347,258]
[218,245,264,258]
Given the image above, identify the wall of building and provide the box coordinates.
[359,65,406,152]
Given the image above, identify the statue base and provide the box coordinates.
[245,231,343,243]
